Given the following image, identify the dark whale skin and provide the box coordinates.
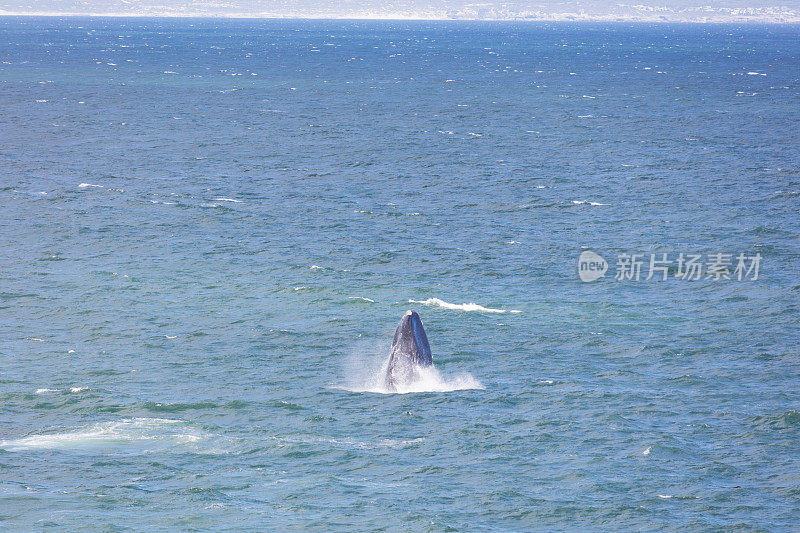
[385,310,433,391]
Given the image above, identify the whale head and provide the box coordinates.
[385,310,433,391]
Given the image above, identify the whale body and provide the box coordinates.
[385,310,433,391]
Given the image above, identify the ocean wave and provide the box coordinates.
[409,298,520,314]
[34,387,87,394]
[78,183,103,188]
[751,410,800,430]
[0,418,207,452]
[572,200,609,206]
[347,296,375,303]
[213,197,243,203]
[269,434,425,450]
[143,401,217,412]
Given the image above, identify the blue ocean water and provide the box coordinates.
[1,16,799,529]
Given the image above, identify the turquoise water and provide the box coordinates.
[1,17,799,530]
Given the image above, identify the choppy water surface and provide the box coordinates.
[1,17,799,530]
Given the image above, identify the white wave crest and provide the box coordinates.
[213,197,243,203]
[348,296,375,303]
[572,200,609,206]
[409,298,520,314]
[0,418,206,452]
[78,183,103,188]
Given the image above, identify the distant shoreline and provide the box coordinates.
[2,12,800,24]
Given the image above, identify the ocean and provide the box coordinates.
[1,16,799,530]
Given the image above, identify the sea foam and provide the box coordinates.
[347,296,375,303]
[409,297,520,314]
[572,200,609,206]
[0,418,206,452]
[213,197,243,203]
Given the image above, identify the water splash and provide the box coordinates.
[337,341,483,394]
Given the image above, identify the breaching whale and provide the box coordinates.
[385,310,433,391]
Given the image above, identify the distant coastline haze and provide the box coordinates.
[1,0,799,22]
